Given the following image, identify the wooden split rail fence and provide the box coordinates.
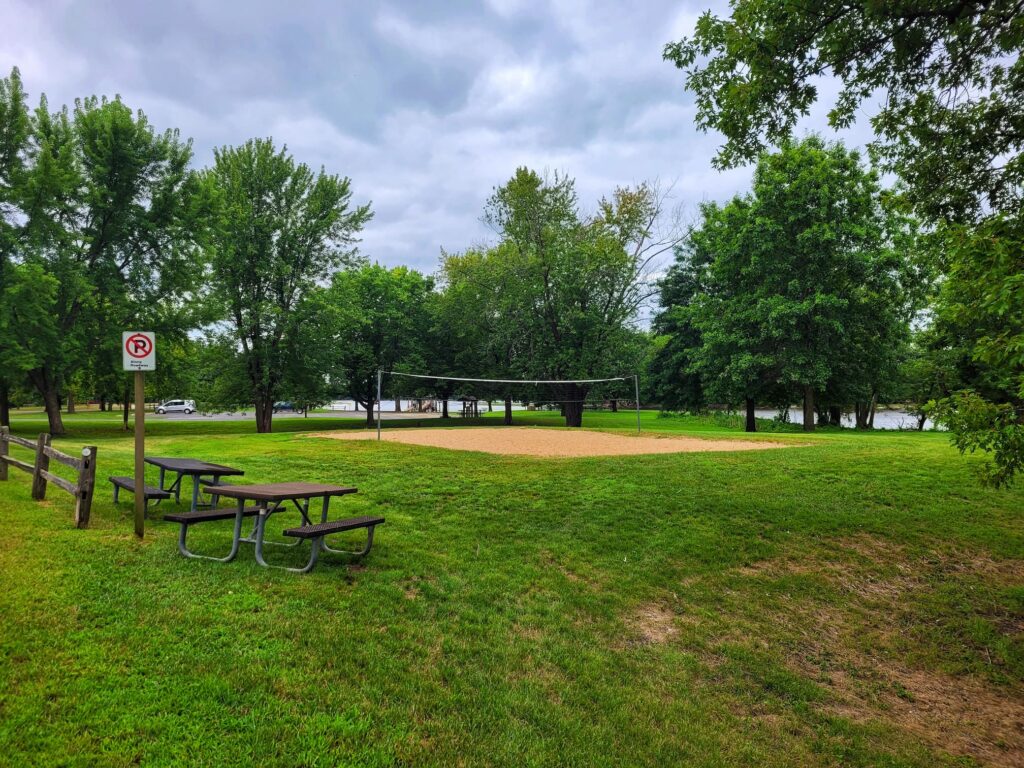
[0,427,98,528]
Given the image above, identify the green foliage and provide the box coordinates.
[472,168,655,425]
[664,0,1024,223]
[930,214,1024,480]
[324,263,434,423]
[937,214,1024,400]
[935,390,1024,487]
[0,67,206,433]
[674,138,920,427]
[203,138,372,432]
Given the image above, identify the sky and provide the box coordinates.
[1,0,873,276]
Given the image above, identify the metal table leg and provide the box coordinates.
[176,496,245,562]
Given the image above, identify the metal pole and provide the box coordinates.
[134,370,145,538]
[376,369,383,441]
[634,374,641,434]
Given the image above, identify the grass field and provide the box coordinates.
[0,410,1021,767]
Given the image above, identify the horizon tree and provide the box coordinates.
[479,168,676,427]
[0,67,205,434]
[203,138,371,433]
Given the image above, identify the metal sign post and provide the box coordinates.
[123,332,156,538]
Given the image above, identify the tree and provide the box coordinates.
[203,138,371,433]
[0,68,30,426]
[930,215,1024,485]
[683,138,918,432]
[664,0,1023,223]
[438,244,528,423]
[665,1,1024,473]
[0,68,205,434]
[647,224,715,414]
[325,263,433,428]
[479,169,673,427]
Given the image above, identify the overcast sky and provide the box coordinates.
[2,0,872,275]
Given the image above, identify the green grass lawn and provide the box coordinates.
[0,410,1021,767]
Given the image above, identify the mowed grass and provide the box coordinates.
[0,410,1021,767]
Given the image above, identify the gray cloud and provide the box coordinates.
[1,0,877,275]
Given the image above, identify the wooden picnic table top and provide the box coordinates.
[144,456,245,476]
[199,481,358,502]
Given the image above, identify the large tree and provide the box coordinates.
[479,169,674,427]
[0,68,30,426]
[324,263,433,428]
[664,0,1023,223]
[203,138,371,433]
[665,1,1024,473]
[684,138,918,432]
[0,67,205,434]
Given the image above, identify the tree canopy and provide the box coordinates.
[203,138,372,433]
[664,0,1024,222]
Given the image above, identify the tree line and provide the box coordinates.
[0,69,666,434]
[662,0,1023,485]
[3,0,1022,492]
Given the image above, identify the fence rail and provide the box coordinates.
[0,427,98,528]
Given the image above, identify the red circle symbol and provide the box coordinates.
[125,333,153,359]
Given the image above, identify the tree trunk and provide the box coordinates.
[442,399,449,419]
[28,368,65,435]
[123,386,130,430]
[828,405,842,427]
[868,392,878,428]
[487,400,493,412]
[67,392,76,414]
[0,381,9,427]
[611,399,618,413]
[395,396,401,413]
[917,412,927,430]
[504,396,513,425]
[564,399,583,427]
[366,402,375,428]
[744,397,756,433]
[802,386,815,432]
[354,400,359,411]
[255,396,274,433]
[854,402,867,429]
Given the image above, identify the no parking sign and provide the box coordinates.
[122,331,156,371]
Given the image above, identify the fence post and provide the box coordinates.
[0,426,8,481]
[74,446,98,528]
[31,433,50,500]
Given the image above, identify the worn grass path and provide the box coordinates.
[0,410,1021,767]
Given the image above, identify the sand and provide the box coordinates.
[312,426,794,458]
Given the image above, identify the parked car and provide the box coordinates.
[155,399,196,414]
[273,401,296,413]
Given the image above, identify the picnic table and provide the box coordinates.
[164,482,383,574]
[145,456,245,513]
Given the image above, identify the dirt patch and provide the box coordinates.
[628,604,680,645]
[313,426,794,458]
[734,537,1024,767]
[795,625,1024,767]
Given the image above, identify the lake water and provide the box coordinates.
[325,401,936,430]
[753,408,937,431]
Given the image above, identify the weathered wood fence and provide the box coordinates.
[0,427,98,528]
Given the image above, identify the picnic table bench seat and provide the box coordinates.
[276,514,385,573]
[164,506,261,525]
[109,476,172,505]
[283,515,385,539]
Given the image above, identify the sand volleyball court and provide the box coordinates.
[314,426,794,458]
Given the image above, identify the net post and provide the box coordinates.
[376,369,383,441]
[634,374,641,433]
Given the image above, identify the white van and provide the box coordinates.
[155,399,196,414]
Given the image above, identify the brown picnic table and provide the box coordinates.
[145,456,245,512]
[164,481,384,574]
